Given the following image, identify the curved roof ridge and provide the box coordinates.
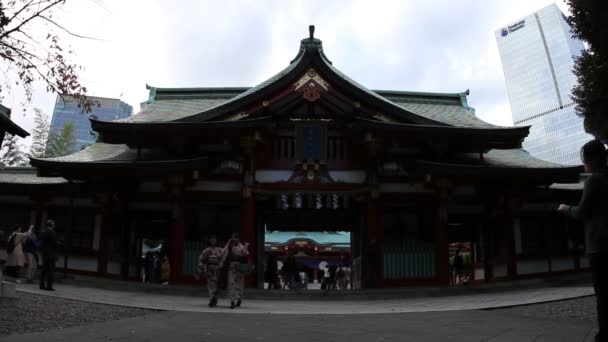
[172,51,307,123]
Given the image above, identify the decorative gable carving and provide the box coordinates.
[294,68,330,102]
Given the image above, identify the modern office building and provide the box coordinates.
[50,95,133,152]
[495,4,590,165]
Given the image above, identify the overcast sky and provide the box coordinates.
[2,0,571,147]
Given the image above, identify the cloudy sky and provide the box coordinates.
[2,0,571,147]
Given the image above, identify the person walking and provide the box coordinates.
[264,254,279,289]
[5,225,26,279]
[226,232,249,309]
[558,140,608,342]
[22,225,40,283]
[197,235,225,307]
[283,254,297,290]
[39,220,58,291]
[336,264,348,290]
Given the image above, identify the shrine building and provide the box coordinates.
[0,26,587,288]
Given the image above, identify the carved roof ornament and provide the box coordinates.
[294,68,330,102]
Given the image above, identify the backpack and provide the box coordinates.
[337,268,346,278]
[7,232,16,255]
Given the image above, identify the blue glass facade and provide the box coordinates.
[49,96,132,152]
[495,4,591,165]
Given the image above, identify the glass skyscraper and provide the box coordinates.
[495,4,590,165]
[50,95,133,152]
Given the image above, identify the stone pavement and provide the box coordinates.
[15,282,594,314]
[1,308,597,342]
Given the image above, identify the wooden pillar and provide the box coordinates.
[434,201,450,285]
[97,195,112,275]
[434,180,450,285]
[168,189,185,283]
[366,193,382,288]
[29,197,49,230]
[240,189,255,249]
[504,196,517,278]
[240,187,256,287]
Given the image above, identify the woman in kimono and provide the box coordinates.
[226,232,250,309]
[197,235,225,307]
[5,225,27,279]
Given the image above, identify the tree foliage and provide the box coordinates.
[0,0,92,113]
[29,107,49,158]
[45,121,74,157]
[567,0,608,141]
[0,133,27,166]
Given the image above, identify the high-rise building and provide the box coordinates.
[49,95,133,152]
[495,4,590,165]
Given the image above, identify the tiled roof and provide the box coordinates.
[0,168,67,185]
[445,149,581,169]
[111,37,500,129]
[116,88,501,129]
[36,143,171,163]
[481,149,574,168]
[390,101,499,128]
[40,143,132,162]
[118,99,230,123]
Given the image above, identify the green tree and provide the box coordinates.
[567,0,608,140]
[0,0,92,113]
[29,108,50,158]
[45,122,75,157]
[0,133,27,166]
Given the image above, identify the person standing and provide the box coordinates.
[453,251,465,285]
[5,225,26,279]
[558,140,608,342]
[321,264,330,291]
[161,256,171,285]
[197,235,225,307]
[336,264,348,290]
[226,232,249,309]
[39,220,58,291]
[22,225,40,283]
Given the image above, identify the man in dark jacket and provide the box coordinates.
[39,219,58,291]
[559,140,608,342]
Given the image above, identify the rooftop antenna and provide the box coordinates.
[309,25,315,39]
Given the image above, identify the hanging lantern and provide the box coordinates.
[281,194,290,210]
[293,193,303,209]
[315,194,323,209]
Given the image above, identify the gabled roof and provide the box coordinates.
[0,104,29,138]
[416,149,582,183]
[91,27,528,149]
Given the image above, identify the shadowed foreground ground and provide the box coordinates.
[0,295,598,342]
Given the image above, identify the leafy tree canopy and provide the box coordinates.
[567,0,608,141]
[45,121,75,157]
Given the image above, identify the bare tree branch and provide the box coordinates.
[0,0,63,40]
[39,15,102,40]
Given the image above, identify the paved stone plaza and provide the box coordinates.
[0,302,598,342]
[0,281,599,341]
